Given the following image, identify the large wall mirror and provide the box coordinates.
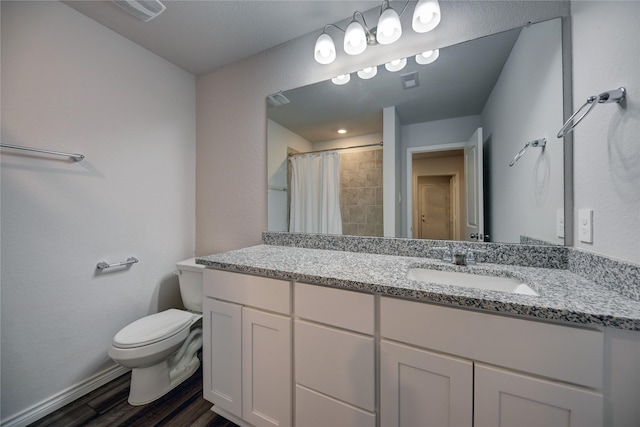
[268,17,568,246]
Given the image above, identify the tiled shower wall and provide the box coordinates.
[340,149,383,236]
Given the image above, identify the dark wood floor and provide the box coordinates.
[29,365,240,427]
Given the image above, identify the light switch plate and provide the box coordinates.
[578,208,593,243]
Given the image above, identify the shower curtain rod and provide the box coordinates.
[288,141,383,157]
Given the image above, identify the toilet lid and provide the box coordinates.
[113,309,195,349]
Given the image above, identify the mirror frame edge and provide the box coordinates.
[561,15,574,247]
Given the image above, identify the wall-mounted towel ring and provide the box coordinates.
[557,87,626,138]
[509,138,546,167]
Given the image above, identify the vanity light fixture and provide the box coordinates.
[314,29,337,64]
[344,12,375,55]
[313,0,441,65]
[385,58,407,72]
[376,1,403,45]
[357,66,378,79]
[415,48,439,64]
[331,74,351,85]
[412,0,441,33]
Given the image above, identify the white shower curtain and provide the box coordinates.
[289,151,343,234]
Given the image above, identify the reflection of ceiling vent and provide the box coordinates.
[267,92,291,107]
[400,71,420,89]
[112,0,166,22]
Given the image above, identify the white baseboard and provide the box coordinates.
[1,364,130,427]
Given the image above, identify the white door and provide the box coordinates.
[202,298,242,418]
[242,307,292,427]
[418,177,452,240]
[464,127,484,241]
[380,340,473,427]
[474,364,603,427]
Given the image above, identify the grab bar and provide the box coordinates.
[557,87,626,138]
[268,185,288,192]
[0,143,85,162]
[509,138,546,167]
[97,257,138,270]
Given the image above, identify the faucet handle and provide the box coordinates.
[464,248,486,265]
[432,246,453,262]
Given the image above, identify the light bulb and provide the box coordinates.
[412,0,441,33]
[415,49,440,65]
[357,66,378,80]
[331,74,351,85]
[384,58,407,72]
[376,6,402,44]
[314,32,336,64]
[344,20,367,55]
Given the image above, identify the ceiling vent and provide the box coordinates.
[400,71,420,89]
[112,0,166,22]
[267,92,291,107]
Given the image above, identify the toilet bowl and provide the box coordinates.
[108,258,205,405]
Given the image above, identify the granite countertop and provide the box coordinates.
[197,244,640,331]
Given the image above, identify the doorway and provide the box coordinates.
[406,127,483,241]
[417,175,457,240]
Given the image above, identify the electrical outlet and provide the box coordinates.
[578,208,593,243]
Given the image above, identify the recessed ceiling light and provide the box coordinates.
[337,129,347,134]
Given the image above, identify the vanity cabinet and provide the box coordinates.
[203,269,292,427]
[381,297,605,427]
[201,266,621,427]
[293,283,376,427]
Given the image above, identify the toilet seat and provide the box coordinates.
[113,309,196,349]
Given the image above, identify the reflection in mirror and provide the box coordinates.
[268,18,565,245]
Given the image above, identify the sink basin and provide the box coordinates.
[407,268,539,296]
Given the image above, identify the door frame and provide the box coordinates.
[406,143,466,239]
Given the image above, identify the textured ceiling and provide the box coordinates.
[64,0,381,75]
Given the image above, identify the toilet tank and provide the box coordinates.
[176,258,205,313]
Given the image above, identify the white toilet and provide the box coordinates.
[108,258,205,405]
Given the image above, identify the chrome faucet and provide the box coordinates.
[433,246,484,266]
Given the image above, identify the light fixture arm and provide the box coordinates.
[397,0,412,17]
[351,11,377,45]
[322,23,345,34]
[379,0,411,16]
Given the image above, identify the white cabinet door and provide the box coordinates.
[380,340,473,427]
[242,307,292,427]
[474,364,603,427]
[202,298,242,418]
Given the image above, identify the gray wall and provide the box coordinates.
[1,2,196,423]
[570,1,640,263]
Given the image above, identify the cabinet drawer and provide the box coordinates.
[381,297,604,389]
[295,320,375,411]
[204,269,291,315]
[295,282,374,334]
[296,385,376,427]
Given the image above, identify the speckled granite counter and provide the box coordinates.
[197,244,640,331]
